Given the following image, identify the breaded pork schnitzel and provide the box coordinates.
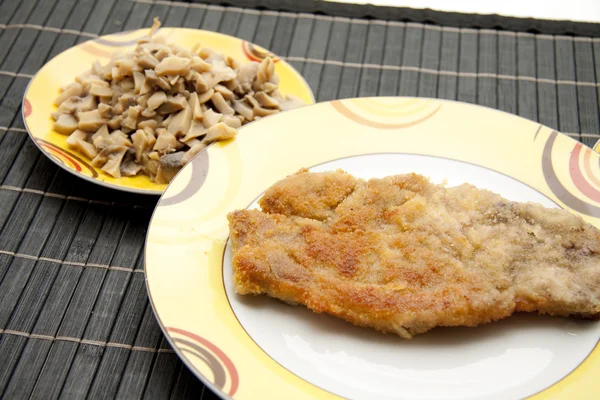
[227,170,600,338]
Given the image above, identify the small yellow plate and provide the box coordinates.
[146,97,600,399]
[22,27,315,195]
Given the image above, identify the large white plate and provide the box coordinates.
[145,97,600,399]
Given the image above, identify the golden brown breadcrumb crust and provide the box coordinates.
[228,170,600,338]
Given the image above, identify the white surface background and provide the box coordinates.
[329,0,600,23]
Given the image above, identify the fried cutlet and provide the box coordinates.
[227,169,600,338]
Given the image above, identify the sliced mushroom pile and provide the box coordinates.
[51,23,304,183]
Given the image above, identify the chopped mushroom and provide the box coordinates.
[117,59,134,76]
[188,92,203,121]
[77,71,105,88]
[202,108,222,128]
[74,95,98,114]
[111,66,122,81]
[50,18,305,183]
[92,125,132,149]
[140,108,156,118]
[182,142,207,165]
[122,105,142,131]
[119,92,136,109]
[65,129,87,146]
[263,82,277,93]
[54,82,83,106]
[156,75,171,91]
[155,56,191,76]
[131,129,149,162]
[226,56,240,70]
[91,145,128,178]
[89,83,114,97]
[197,88,214,104]
[167,74,179,86]
[144,69,159,86]
[92,125,110,148]
[184,138,203,148]
[211,92,235,115]
[120,158,143,176]
[232,100,253,121]
[214,84,234,100]
[254,91,279,109]
[171,77,186,94]
[204,122,237,143]
[195,74,209,93]
[155,47,172,62]
[108,115,124,130]
[202,68,236,90]
[66,130,98,159]
[244,94,259,108]
[190,56,212,72]
[133,71,145,94]
[153,131,181,154]
[136,92,152,108]
[137,53,159,69]
[223,116,242,129]
[237,62,259,88]
[97,103,112,119]
[160,114,174,129]
[146,159,159,177]
[155,152,184,183]
[138,119,158,131]
[92,61,103,76]
[253,105,279,118]
[78,109,109,132]
[110,130,133,147]
[139,77,152,95]
[253,57,275,91]
[181,120,206,143]
[167,104,192,137]
[157,95,186,114]
[278,94,307,111]
[53,95,97,118]
[53,113,79,135]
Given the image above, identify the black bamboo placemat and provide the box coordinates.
[0,0,598,398]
